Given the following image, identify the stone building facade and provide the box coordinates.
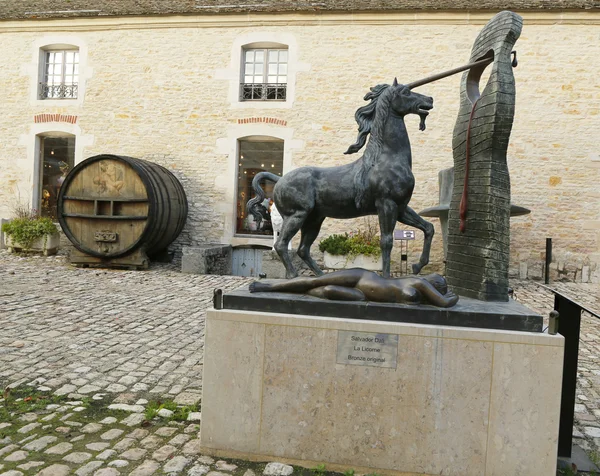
[0,1,598,281]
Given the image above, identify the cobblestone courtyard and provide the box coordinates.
[1,249,599,475]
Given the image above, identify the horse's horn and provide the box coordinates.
[407,56,494,89]
[393,77,398,87]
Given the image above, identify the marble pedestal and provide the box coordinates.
[200,309,564,476]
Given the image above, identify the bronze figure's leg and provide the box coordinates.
[377,199,398,278]
[249,268,365,294]
[306,285,366,301]
[297,216,325,276]
[275,212,306,279]
[414,280,458,308]
[398,206,434,274]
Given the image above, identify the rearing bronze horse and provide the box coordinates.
[248,78,434,279]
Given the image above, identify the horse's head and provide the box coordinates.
[389,78,434,131]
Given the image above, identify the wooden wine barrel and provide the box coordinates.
[57,154,187,268]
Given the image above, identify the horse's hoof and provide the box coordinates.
[285,272,299,279]
[412,264,422,275]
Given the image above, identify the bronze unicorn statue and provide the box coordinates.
[248,78,434,279]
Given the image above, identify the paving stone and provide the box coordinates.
[64,421,83,427]
[216,461,238,472]
[173,392,202,405]
[54,427,71,434]
[135,399,149,405]
[93,469,120,476]
[73,406,87,412]
[99,417,117,425]
[163,455,191,473]
[243,470,256,476]
[263,463,293,476]
[41,413,58,422]
[158,408,174,418]
[126,429,149,440]
[107,404,144,413]
[17,462,44,471]
[169,433,192,446]
[0,446,18,458]
[129,460,161,476]
[81,423,103,434]
[54,384,77,396]
[140,435,163,449]
[108,460,129,468]
[121,413,146,426]
[35,464,71,476]
[0,423,11,430]
[63,452,92,463]
[4,451,28,462]
[188,465,211,476]
[120,448,147,461]
[104,384,127,393]
[113,438,136,452]
[197,456,215,465]
[152,444,177,462]
[19,434,37,444]
[182,439,202,456]
[78,385,101,394]
[19,413,38,422]
[154,427,178,437]
[0,471,24,476]
[95,449,117,460]
[17,422,41,434]
[206,472,234,476]
[75,366,92,373]
[71,435,85,442]
[184,424,200,434]
[45,442,73,455]
[23,436,58,451]
[187,412,202,422]
[118,375,138,385]
[86,442,110,451]
[75,461,103,476]
[100,429,124,440]
[585,427,600,438]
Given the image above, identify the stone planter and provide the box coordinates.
[5,232,60,256]
[323,251,382,271]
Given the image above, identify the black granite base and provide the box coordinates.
[221,287,543,333]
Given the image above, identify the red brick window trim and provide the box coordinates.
[34,114,78,124]
[237,117,287,127]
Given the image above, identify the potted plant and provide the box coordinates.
[2,209,60,256]
[318,224,382,271]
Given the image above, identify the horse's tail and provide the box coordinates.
[246,172,281,223]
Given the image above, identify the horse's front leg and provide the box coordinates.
[377,200,398,278]
[398,206,434,274]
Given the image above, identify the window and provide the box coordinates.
[39,49,79,99]
[39,135,75,219]
[236,138,284,235]
[241,48,287,101]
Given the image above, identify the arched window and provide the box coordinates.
[39,44,79,100]
[236,136,284,235]
[240,43,288,102]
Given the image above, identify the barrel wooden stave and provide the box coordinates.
[58,154,187,260]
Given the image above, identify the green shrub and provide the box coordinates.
[319,231,381,258]
[2,216,58,249]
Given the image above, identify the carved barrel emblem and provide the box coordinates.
[94,231,118,243]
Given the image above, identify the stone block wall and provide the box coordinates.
[0,12,598,280]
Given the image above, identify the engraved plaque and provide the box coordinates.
[94,231,118,242]
[337,331,398,369]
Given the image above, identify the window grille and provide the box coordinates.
[39,50,79,99]
[240,49,287,101]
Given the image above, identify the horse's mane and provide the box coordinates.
[345,83,392,208]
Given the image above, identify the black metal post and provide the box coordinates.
[556,294,583,458]
[545,238,552,284]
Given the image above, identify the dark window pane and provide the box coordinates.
[236,139,284,235]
